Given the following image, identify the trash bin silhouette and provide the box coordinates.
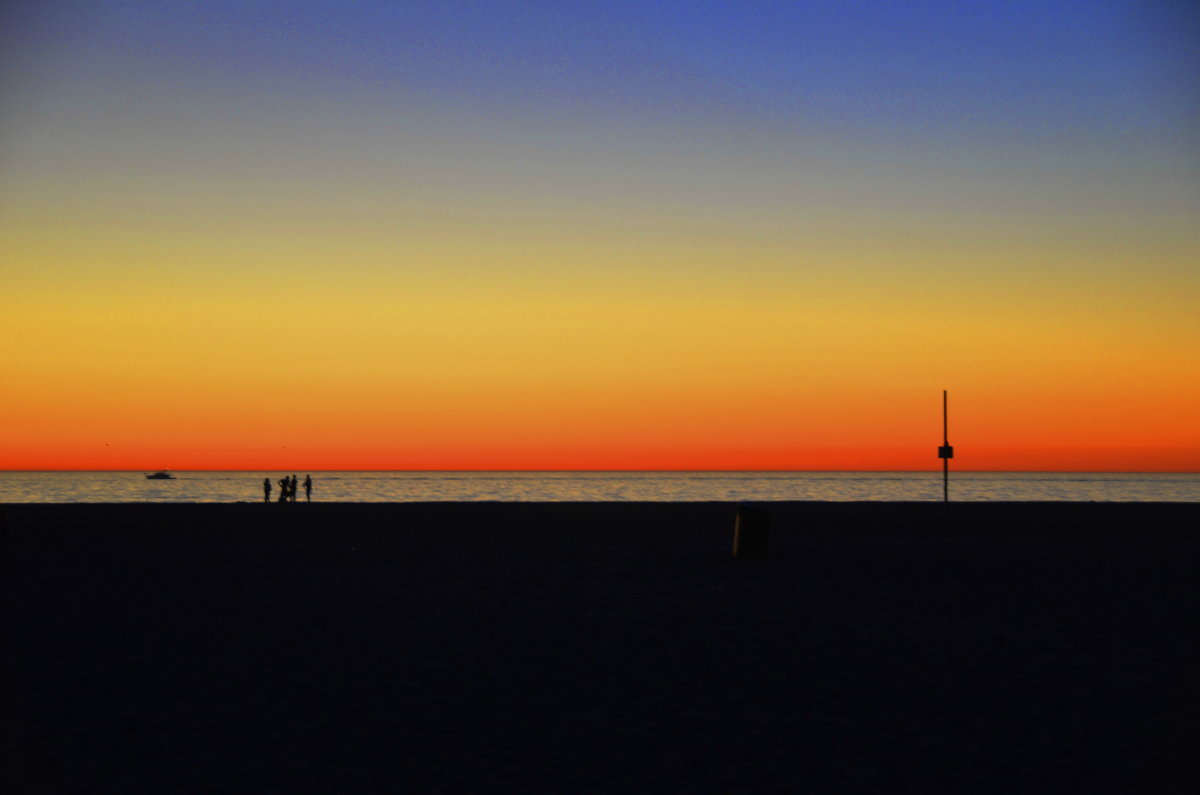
[733,505,769,558]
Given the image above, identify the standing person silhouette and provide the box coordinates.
[290,475,298,503]
[263,477,272,503]
[304,475,312,502]
[278,476,289,503]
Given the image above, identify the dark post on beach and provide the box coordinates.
[938,389,954,502]
[733,505,770,558]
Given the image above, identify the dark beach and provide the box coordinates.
[4,502,1198,793]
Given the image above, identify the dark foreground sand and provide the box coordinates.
[4,502,1199,793]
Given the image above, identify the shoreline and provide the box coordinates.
[6,499,1200,541]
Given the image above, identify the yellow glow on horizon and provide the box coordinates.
[3,160,1198,471]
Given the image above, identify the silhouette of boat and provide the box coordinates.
[146,471,175,480]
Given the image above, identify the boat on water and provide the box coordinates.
[146,471,175,480]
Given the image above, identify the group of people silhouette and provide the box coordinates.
[264,474,312,503]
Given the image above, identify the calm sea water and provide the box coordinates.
[0,471,1196,503]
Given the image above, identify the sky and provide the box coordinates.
[1,0,1197,471]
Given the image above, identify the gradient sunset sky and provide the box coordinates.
[2,1,1197,471]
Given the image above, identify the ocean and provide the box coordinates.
[0,471,1196,503]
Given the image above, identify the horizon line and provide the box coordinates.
[3,468,1197,475]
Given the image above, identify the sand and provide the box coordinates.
[4,502,1199,793]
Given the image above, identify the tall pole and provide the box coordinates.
[938,390,953,503]
[943,390,949,503]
